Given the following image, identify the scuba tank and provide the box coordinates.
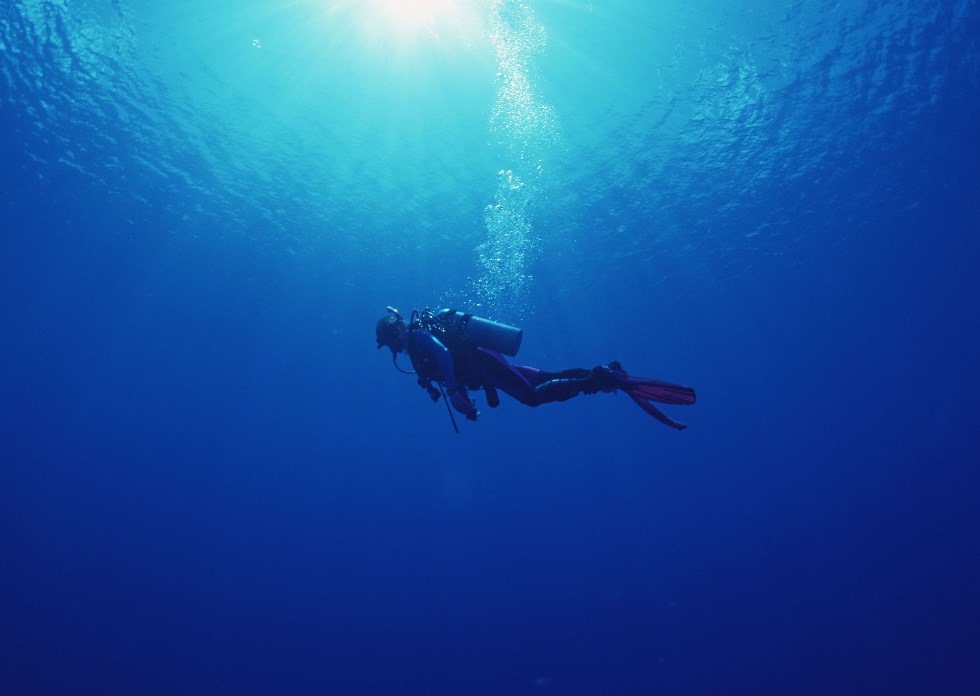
[434,309,523,357]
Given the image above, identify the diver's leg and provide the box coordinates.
[475,350,623,407]
[473,349,538,405]
[529,366,620,404]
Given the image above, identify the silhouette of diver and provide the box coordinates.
[376,307,696,431]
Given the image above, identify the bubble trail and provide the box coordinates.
[466,0,560,317]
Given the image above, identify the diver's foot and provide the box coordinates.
[591,362,627,392]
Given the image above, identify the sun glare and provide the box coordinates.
[380,0,455,32]
[363,0,483,47]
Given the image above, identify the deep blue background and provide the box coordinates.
[2,0,979,693]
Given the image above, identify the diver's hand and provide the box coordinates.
[449,387,479,421]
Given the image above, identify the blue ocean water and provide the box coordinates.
[2,0,979,693]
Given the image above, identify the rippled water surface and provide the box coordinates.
[3,1,979,693]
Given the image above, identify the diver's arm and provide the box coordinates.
[416,331,478,420]
[415,331,458,390]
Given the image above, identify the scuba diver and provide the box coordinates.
[375,307,696,431]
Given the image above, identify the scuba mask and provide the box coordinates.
[375,306,406,352]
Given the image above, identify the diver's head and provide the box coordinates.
[376,309,406,353]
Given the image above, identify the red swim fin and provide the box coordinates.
[623,376,696,405]
[629,394,688,430]
[600,363,695,429]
